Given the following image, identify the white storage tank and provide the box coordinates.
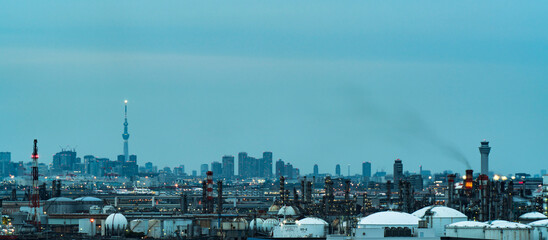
[278,206,298,217]
[519,212,548,224]
[263,218,280,232]
[231,218,248,230]
[484,220,531,240]
[130,219,149,234]
[445,221,489,239]
[529,219,548,240]
[249,218,264,231]
[296,217,328,238]
[412,206,468,236]
[78,218,96,236]
[355,211,421,238]
[147,219,162,239]
[103,213,128,236]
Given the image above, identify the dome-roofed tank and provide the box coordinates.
[44,197,76,214]
[104,213,128,236]
[268,204,281,215]
[519,212,547,223]
[278,206,297,216]
[74,196,102,202]
[358,211,420,226]
[263,218,280,232]
[529,219,548,240]
[249,218,264,231]
[74,196,103,213]
[412,206,467,236]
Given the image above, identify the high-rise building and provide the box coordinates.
[262,152,273,178]
[479,141,491,175]
[393,159,403,183]
[222,156,235,178]
[200,164,209,176]
[238,152,248,177]
[313,164,319,176]
[0,152,11,177]
[211,161,222,176]
[362,162,371,178]
[276,159,285,177]
[52,150,78,172]
[335,164,341,176]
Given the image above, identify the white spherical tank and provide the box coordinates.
[104,213,128,235]
[263,218,280,232]
[249,218,264,231]
[278,206,297,216]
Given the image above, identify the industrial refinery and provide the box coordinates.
[0,131,547,240]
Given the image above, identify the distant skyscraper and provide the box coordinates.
[393,159,403,183]
[335,164,341,176]
[276,159,285,177]
[52,150,78,172]
[122,100,130,162]
[479,140,491,175]
[313,164,319,176]
[222,155,235,178]
[238,152,248,177]
[362,162,371,178]
[211,161,222,176]
[262,152,273,178]
[200,164,209,176]
[0,152,11,177]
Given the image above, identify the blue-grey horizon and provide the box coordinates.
[1,1,547,176]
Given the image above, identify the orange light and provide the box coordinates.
[90,219,94,223]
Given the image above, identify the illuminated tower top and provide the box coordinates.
[122,100,130,162]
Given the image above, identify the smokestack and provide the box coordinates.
[447,174,456,207]
[479,174,490,221]
[479,140,491,175]
[280,176,285,205]
[206,171,213,213]
[217,180,223,215]
[465,170,474,190]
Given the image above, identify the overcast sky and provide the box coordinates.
[1,1,547,176]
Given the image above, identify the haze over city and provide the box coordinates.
[1,1,547,175]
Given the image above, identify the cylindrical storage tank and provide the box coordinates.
[445,221,489,239]
[529,219,548,240]
[129,219,149,234]
[296,217,328,238]
[412,206,468,237]
[45,197,76,214]
[147,219,162,239]
[74,196,103,213]
[485,220,531,240]
[519,212,548,224]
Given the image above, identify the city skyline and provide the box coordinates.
[1,1,547,175]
